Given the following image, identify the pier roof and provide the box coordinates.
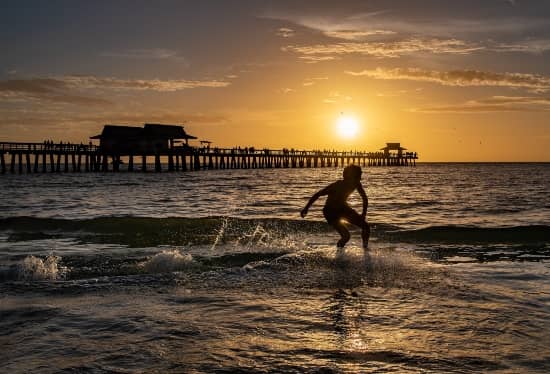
[90,125,143,140]
[90,123,197,140]
[380,142,407,151]
[144,124,197,140]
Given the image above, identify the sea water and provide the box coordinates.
[0,163,549,373]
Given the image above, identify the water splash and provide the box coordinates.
[237,224,272,249]
[210,217,229,251]
[17,255,68,281]
[141,250,194,273]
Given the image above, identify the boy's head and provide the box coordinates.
[343,165,362,181]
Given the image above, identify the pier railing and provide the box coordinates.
[0,142,418,174]
[0,142,99,153]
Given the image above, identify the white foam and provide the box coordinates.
[17,255,67,281]
[141,250,194,273]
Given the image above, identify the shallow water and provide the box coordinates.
[1,163,549,372]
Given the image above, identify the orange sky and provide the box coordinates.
[1,1,549,161]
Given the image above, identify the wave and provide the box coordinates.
[0,255,68,281]
[384,225,550,244]
[0,216,332,247]
[1,248,444,296]
[1,216,549,246]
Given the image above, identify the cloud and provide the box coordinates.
[61,76,230,91]
[412,96,550,113]
[278,88,295,94]
[0,78,112,106]
[0,75,231,106]
[346,67,550,91]
[264,9,549,39]
[302,76,328,86]
[0,108,228,128]
[101,48,188,63]
[298,55,340,64]
[491,39,550,54]
[276,27,295,38]
[0,78,67,93]
[323,29,396,40]
[283,38,483,59]
[323,91,352,104]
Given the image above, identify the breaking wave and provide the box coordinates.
[1,216,548,246]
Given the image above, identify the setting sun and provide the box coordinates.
[336,115,360,139]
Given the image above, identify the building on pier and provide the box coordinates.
[381,142,406,158]
[90,123,197,155]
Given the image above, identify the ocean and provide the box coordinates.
[1,163,549,373]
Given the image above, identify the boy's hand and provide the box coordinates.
[300,208,308,218]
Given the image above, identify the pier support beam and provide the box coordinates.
[26,153,31,173]
[56,153,61,172]
[10,153,15,173]
[64,153,69,172]
[0,153,5,174]
[168,153,174,172]
[34,153,39,173]
[155,154,161,172]
[102,154,108,172]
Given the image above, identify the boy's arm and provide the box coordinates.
[301,185,331,218]
[357,183,368,218]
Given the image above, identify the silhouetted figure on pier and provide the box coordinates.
[300,165,370,249]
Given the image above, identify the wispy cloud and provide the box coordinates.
[0,78,112,106]
[283,38,483,59]
[0,107,228,127]
[276,27,295,38]
[278,88,295,94]
[101,48,188,62]
[0,75,231,105]
[346,68,550,91]
[412,96,550,113]
[298,55,340,64]
[61,75,230,91]
[492,39,550,54]
[323,91,352,104]
[303,77,328,86]
[264,9,549,38]
[323,29,396,41]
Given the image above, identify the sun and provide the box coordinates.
[336,115,359,139]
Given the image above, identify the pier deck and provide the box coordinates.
[0,142,418,174]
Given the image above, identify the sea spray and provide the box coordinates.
[210,217,229,251]
[17,254,68,281]
[141,249,194,273]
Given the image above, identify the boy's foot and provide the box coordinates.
[362,242,369,250]
[337,238,348,248]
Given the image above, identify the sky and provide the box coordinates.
[1,0,549,161]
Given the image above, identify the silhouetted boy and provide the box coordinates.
[300,165,370,249]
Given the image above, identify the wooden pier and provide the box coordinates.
[0,142,417,174]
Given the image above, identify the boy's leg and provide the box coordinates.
[343,209,370,249]
[361,222,370,249]
[331,221,350,248]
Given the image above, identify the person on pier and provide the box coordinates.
[300,164,370,249]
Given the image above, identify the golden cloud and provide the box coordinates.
[276,27,295,38]
[284,38,483,58]
[323,29,396,40]
[61,76,230,91]
[347,68,550,91]
[411,96,550,113]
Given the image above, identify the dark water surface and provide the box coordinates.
[1,164,549,373]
